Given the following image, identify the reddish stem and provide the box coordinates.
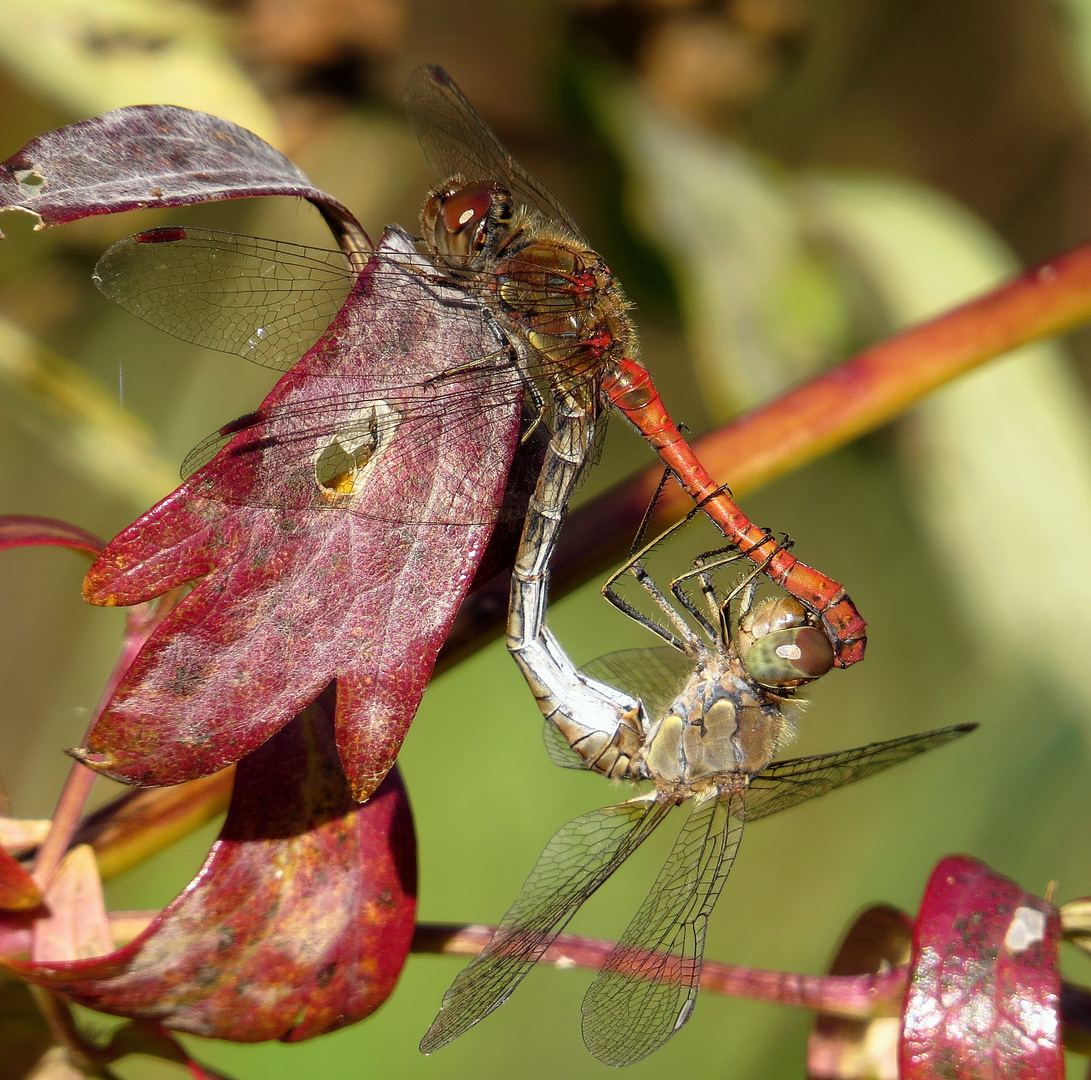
[32,592,182,888]
[411,922,905,1018]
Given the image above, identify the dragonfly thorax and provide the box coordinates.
[639,653,793,791]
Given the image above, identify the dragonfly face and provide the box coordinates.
[421,179,515,264]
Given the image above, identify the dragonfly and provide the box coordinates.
[420,509,973,1065]
[92,65,866,691]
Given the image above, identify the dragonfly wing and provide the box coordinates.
[420,798,670,1054]
[581,793,743,1066]
[541,718,587,770]
[581,646,696,725]
[744,723,977,822]
[405,65,587,243]
[93,227,356,370]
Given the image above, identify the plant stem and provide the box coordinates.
[32,592,182,887]
[411,922,905,1018]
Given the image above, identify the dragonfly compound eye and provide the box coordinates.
[743,626,834,688]
[441,184,493,235]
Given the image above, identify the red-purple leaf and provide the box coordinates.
[0,106,366,253]
[7,694,417,1041]
[0,848,41,911]
[807,905,913,1080]
[0,516,103,557]
[900,855,1062,1080]
[76,229,523,800]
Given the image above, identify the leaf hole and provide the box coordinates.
[314,401,400,500]
[14,168,44,191]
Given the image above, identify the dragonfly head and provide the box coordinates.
[423,179,515,262]
[737,596,834,689]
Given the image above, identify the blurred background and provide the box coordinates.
[1,0,1091,1076]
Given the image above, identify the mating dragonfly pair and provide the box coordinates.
[88,67,971,1064]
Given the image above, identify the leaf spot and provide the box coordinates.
[1004,905,1047,952]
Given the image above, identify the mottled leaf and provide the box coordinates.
[7,696,418,1041]
[807,905,912,1080]
[900,855,1062,1080]
[0,104,364,251]
[76,228,523,800]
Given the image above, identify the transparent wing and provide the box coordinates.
[743,723,977,822]
[581,646,696,725]
[420,798,671,1054]
[93,228,356,370]
[581,793,742,1066]
[405,64,587,243]
[541,718,586,770]
[91,227,583,527]
[174,340,521,479]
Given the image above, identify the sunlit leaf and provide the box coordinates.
[0,0,277,143]
[900,855,1062,1079]
[808,173,1091,723]
[75,229,521,799]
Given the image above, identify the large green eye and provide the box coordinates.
[744,626,834,687]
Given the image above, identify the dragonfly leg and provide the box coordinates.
[601,479,708,651]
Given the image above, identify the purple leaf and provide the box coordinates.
[6,694,417,1041]
[76,228,523,799]
[900,855,1063,1080]
[0,106,366,253]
